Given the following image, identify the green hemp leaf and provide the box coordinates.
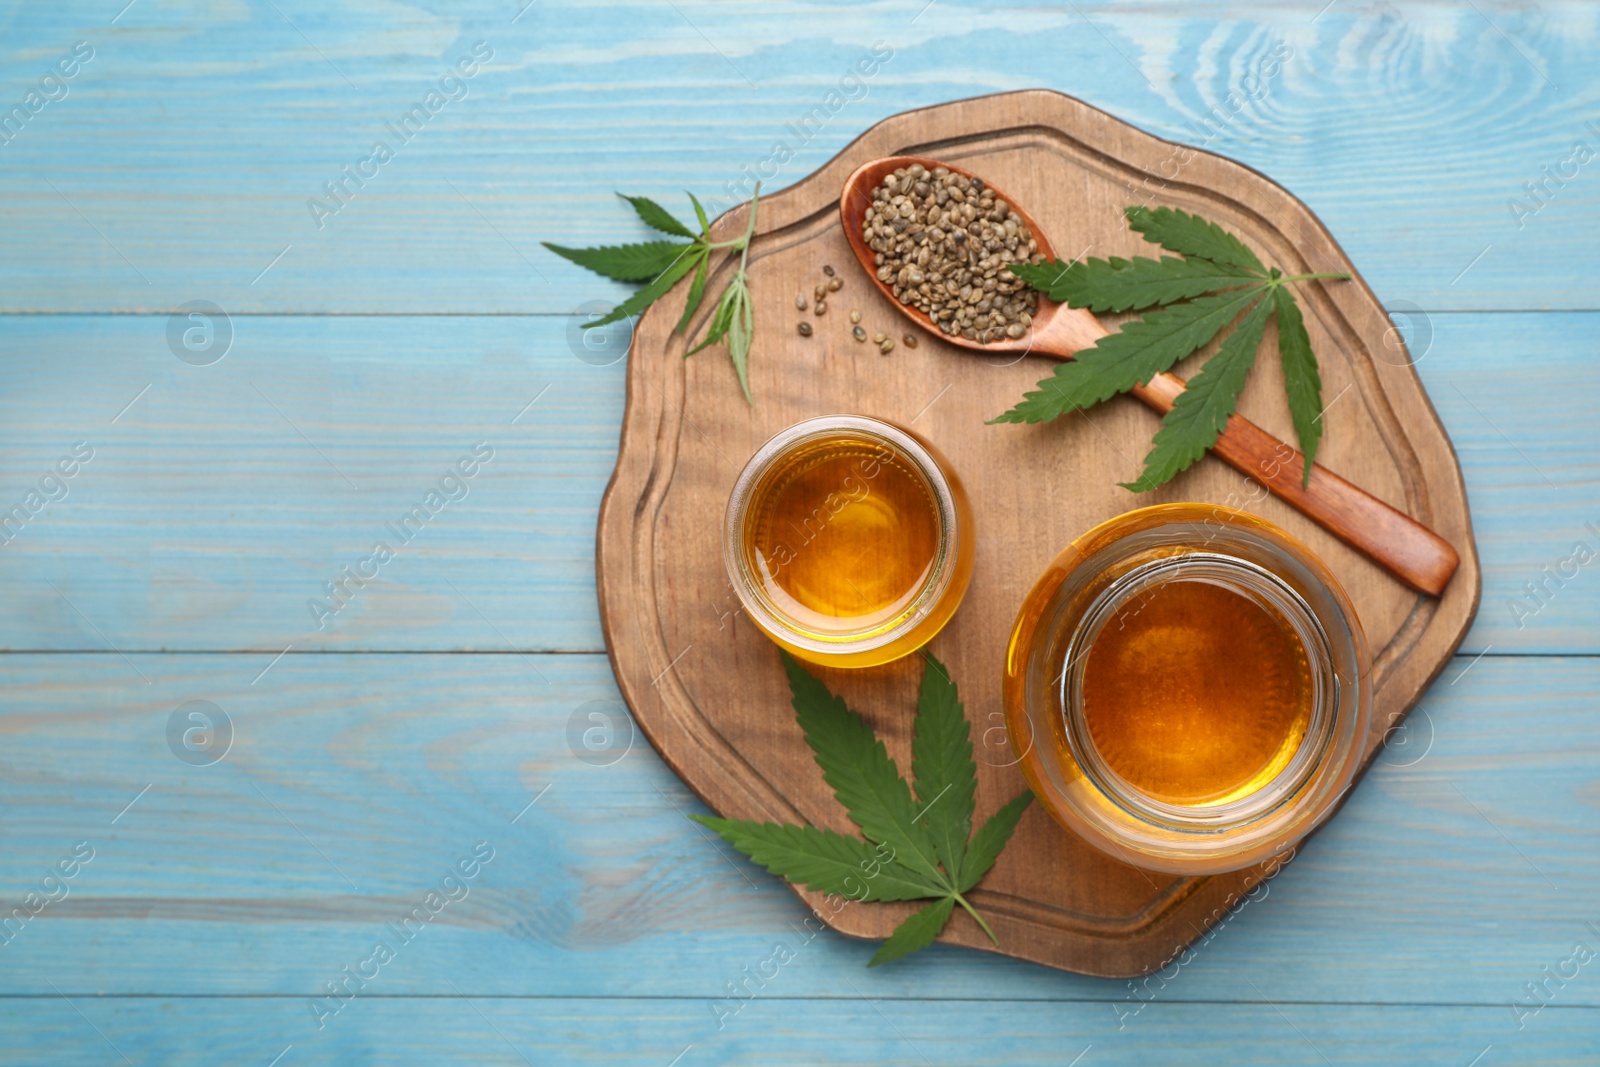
[692,651,1033,968]
[542,186,761,403]
[993,205,1350,489]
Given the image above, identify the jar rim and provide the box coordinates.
[1060,552,1339,830]
[722,414,961,658]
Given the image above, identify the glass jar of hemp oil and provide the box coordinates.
[724,414,973,668]
[1003,504,1371,875]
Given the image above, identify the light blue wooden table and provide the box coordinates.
[1,2,1596,1063]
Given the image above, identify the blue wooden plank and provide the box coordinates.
[0,998,1593,1065]
[1416,312,1600,652]
[0,311,1593,652]
[0,313,624,652]
[0,3,1595,312]
[0,652,1595,1012]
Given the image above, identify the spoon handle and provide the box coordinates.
[1125,371,1459,596]
[1035,305,1458,594]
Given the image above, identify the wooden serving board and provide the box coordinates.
[596,91,1480,978]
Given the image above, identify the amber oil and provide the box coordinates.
[725,415,973,668]
[1080,569,1314,808]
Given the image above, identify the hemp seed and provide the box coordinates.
[860,163,1043,344]
[797,321,813,337]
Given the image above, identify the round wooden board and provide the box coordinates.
[596,90,1480,978]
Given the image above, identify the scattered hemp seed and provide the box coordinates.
[849,309,861,324]
[813,284,827,302]
[814,301,827,316]
[823,264,836,277]
[795,294,808,311]
[852,325,868,342]
[903,333,919,349]
[861,162,1043,343]
[872,331,887,344]
[797,321,813,337]
[879,338,895,354]
[827,276,843,292]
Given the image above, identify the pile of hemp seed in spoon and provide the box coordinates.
[861,163,1044,343]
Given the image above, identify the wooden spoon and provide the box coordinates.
[840,155,1460,597]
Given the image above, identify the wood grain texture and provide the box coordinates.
[0,314,622,653]
[2,998,1596,1066]
[0,311,1590,654]
[0,3,1598,312]
[598,91,1480,976]
[0,0,1595,1060]
[0,653,1596,1011]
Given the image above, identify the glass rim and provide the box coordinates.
[722,414,961,657]
[1059,551,1339,831]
